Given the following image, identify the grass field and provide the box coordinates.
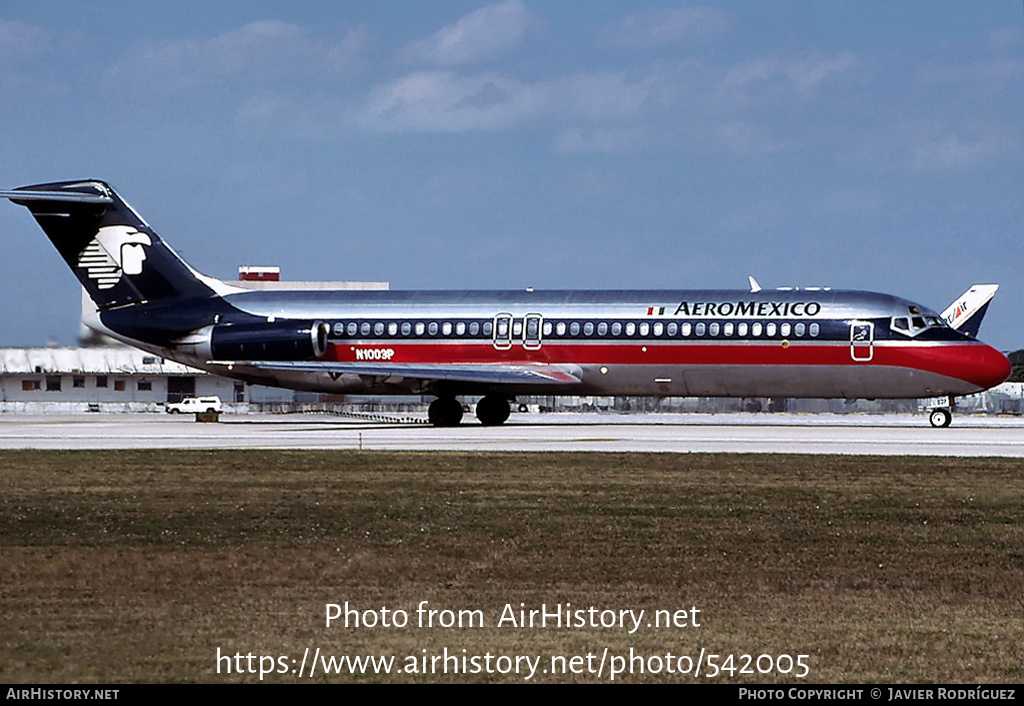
[1,450,1021,683]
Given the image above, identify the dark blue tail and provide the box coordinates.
[1,180,215,309]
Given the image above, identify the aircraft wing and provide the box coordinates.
[210,360,583,386]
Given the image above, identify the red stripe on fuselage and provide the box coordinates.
[327,340,1009,390]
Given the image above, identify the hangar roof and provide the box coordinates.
[0,347,205,376]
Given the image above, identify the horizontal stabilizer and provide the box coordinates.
[0,189,113,204]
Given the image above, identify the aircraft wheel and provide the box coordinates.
[929,408,952,428]
[428,397,464,427]
[476,395,511,426]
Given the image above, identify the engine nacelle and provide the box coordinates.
[205,320,330,361]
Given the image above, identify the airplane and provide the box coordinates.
[0,179,1011,428]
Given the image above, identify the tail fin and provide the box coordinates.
[1,180,217,309]
[941,284,998,339]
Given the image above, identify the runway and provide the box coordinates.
[1,412,1023,455]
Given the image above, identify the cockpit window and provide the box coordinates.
[891,312,947,337]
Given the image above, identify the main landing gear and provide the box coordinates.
[428,394,511,427]
[428,396,464,427]
[475,395,511,426]
[928,396,954,428]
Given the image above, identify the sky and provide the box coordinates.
[1,1,1022,350]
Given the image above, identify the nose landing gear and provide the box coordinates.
[928,408,952,428]
[928,396,954,428]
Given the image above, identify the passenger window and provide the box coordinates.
[766,323,777,337]
[360,322,371,336]
[653,322,664,336]
[428,322,439,336]
[374,322,384,336]
[681,322,692,336]
[612,322,622,336]
[543,322,552,336]
[442,322,453,336]
[387,322,397,336]
[625,322,636,336]
[723,322,734,337]
[598,322,608,336]
[709,323,720,336]
[667,323,677,336]
[639,322,650,336]
[738,323,748,337]
[401,322,412,336]
[333,322,345,336]
[556,322,566,336]
[794,323,805,337]
[456,322,466,336]
[470,322,480,336]
[780,323,791,337]
[810,323,820,337]
[483,322,493,336]
[752,323,763,336]
[584,322,594,336]
[695,323,706,336]
[415,322,425,336]
[570,322,581,336]
[347,322,358,336]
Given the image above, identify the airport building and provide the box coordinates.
[0,346,237,413]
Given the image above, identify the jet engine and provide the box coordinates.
[199,320,330,361]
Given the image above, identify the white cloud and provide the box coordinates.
[911,135,998,172]
[600,7,729,49]
[0,18,48,59]
[786,52,857,91]
[353,71,533,132]
[352,70,652,134]
[212,10,1020,175]
[105,20,367,90]
[723,52,857,99]
[402,0,533,66]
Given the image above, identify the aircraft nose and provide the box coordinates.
[965,344,1011,391]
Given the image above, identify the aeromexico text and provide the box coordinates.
[667,301,822,317]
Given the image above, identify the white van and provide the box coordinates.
[165,396,222,414]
